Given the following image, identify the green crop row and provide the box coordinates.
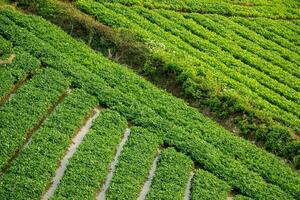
[0,46,40,103]
[0,8,299,198]
[131,6,300,109]
[79,1,300,127]
[137,7,300,112]
[94,0,300,19]
[163,125,295,199]
[51,109,127,199]
[158,9,300,99]
[0,89,97,199]
[249,18,300,45]
[184,13,300,79]
[73,0,300,158]
[232,17,300,56]
[0,67,70,169]
[208,14,300,66]
[146,148,193,200]
[191,169,231,200]
[106,127,162,200]
[282,20,300,35]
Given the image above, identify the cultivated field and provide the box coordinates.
[0,0,299,199]
[74,0,300,162]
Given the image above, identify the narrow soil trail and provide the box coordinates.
[137,152,161,200]
[227,191,235,200]
[41,108,100,200]
[184,171,195,200]
[0,74,31,107]
[96,128,131,200]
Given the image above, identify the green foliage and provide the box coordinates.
[0,7,299,200]
[234,195,254,200]
[0,35,11,55]
[146,148,193,200]
[191,169,231,200]
[0,67,70,169]
[14,0,58,16]
[0,46,40,99]
[73,0,300,161]
[52,110,127,199]
[106,127,162,200]
[14,0,152,68]
[255,125,295,156]
[0,89,97,199]
[163,126,295,199]
[232,16,300,55]
[95,0,300,19]
[160,10,300,98]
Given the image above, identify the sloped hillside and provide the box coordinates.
[0,1,299,200]
[73,0,300,161]
[16,0,300,163]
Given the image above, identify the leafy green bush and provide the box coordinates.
[0,8,298,200]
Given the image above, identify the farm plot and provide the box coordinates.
[0,39,40,105]
[0,5,299,200]
[73,0,300,162]
[0,89,97,199]
[0,68,70,170]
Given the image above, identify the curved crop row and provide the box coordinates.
[94,0,300,19]
[146,148,193,200]
[191,169,231,200]
[0,8,299,199]
[157,9,300,98]
[208,15,300,66]
[163,125,294,199]
[73,0,300,158]
[77,1,300,127]
[81,1,300,124]
[131,6,300,105]
[232,17,300,55]
[249,18,300,45]
[282,20,300,35]
[183,13,300,79]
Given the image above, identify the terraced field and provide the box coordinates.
[0,0,299,200]
[71,0,300,161]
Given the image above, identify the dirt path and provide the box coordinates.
[184,171,194,200]
[96,128,131,200]
[41,108,100,200]
[138,152,161,200]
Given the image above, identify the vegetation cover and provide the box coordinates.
[0,0,299,199]
[71,0,300,162]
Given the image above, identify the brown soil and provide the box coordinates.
[0,73,32,107]
[0,54,16,65]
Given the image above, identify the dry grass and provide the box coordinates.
[0,54,16,65]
